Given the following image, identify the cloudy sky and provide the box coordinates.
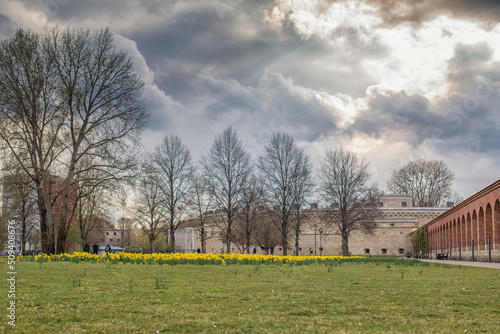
[1,0,499,200]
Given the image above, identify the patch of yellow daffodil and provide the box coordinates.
[26,252,364,266]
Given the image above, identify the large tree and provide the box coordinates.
[387,159,454,207]
[201,126,251,254]
[152,134,194,252]
[0,28,147,253]
[318,147,380,256]
[191,173,213,253]
[0,29,63,253]
[234,175,265,254]
[129,163,167,253]
[258,133,312,256]
[252,209,281,255]
[74,167,115,250]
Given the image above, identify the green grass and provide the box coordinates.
[2,259,500,333]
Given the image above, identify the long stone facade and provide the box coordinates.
[177,194,449,256]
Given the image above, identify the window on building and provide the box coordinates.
[299,248,302,252]
[381,248,387,254]
[110,239,113,242]
[364,248,370,254]
[402,201,407,207]
[113,232,117,236]
[106,232,109,236]
[399,248,405,254]
[117,239,120,242]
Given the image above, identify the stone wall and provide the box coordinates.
[185,196,448,256]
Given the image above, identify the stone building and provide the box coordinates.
[177,194,449,256]
[100,228,131,249]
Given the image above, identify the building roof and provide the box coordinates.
[177,219,199,228]
[418,178,500,230]
[381,194,412,198]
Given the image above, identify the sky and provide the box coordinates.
[1,0,499,201]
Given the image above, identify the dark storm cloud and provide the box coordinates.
[365,0,500,27]
[442,43,500,153]
[348,90,439,145]
[447,42,495,91]
[188,70,342,143]
[349,41,500,153]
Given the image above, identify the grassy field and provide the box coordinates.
[2,257,500,333]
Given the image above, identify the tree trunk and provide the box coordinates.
[295,227,300,256]
[169,226,176,253]
[57,175,77,254]
[282,227,288,256]
[37,182,55,254]
[342,235,349,256]
[149,236,155,253]
[56,230,68,254]
[21,218,26,255]
[200,224,206,253]
[246,232,251,254]
[226,214,232,254]
[295,208,301,255]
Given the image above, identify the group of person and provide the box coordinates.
[82,242,112,254]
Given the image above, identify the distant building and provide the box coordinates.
[100,228,131,249]
[176,194,449,256]
[167,220,198,253]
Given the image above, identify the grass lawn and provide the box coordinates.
[2,258,500,333]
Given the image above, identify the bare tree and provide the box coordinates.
[152,134,194,252]
[258,133,312,256]
[1,169,39,254]
[252,209,281,255]
[47,27,147,253]
[387,159,454,207]
[191,173,213,253]
[0,27,147,253]
[318,147,380,256]
[234,175,265,254]
[0,29,64,253]
[201,126,251,254]
[129,163,167,253]
[291,150,313,256]
[75,177,110,250]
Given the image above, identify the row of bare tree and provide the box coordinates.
[128,126,458,256]
[126,127,383,256]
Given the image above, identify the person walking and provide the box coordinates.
[93,243,99,255]
[83,243,90,253]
